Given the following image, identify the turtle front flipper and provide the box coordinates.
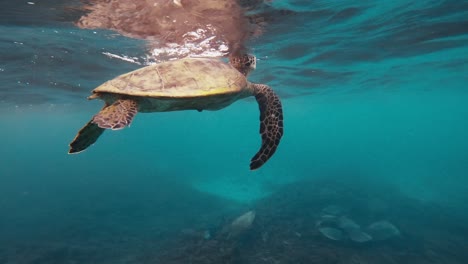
[68,120,105,154]
[250,84,284,170]
[92,99,138,130]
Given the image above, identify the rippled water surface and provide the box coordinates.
[1,1,468,263]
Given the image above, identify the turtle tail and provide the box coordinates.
[250,84,284,170]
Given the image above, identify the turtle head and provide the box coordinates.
[229,54,256,77]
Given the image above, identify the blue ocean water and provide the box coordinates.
[1,1,468,263]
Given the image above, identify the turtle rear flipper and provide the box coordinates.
[250,84,283,170]
[68,99,138,154]
[68,121,105,154]
[93,99,138,130]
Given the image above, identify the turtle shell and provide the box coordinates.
[93,58,248,98]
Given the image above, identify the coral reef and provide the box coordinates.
[2,178,467,263]
[151,178,468,264]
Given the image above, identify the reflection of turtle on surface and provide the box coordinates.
[68,54,283,170]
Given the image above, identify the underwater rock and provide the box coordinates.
[366,220,401,241]
[228,210,256,237]
[318,227,344,241]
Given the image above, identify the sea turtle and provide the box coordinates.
[68,54,283,170]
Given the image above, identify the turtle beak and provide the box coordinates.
[252,60,256,70]
[248,55,256,70]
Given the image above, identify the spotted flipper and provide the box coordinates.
[250,84,283,170]
[92,99,138,130]
[68,120,105,154]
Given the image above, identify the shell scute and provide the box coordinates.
[93,58,247,98]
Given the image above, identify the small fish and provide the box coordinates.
[347,228,373,243]
[228,210,256,237]
[338,216,361,231]
[366,220,400,241]
[318,227,344,241]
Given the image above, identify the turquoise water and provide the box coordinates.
[1,1,468,263]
